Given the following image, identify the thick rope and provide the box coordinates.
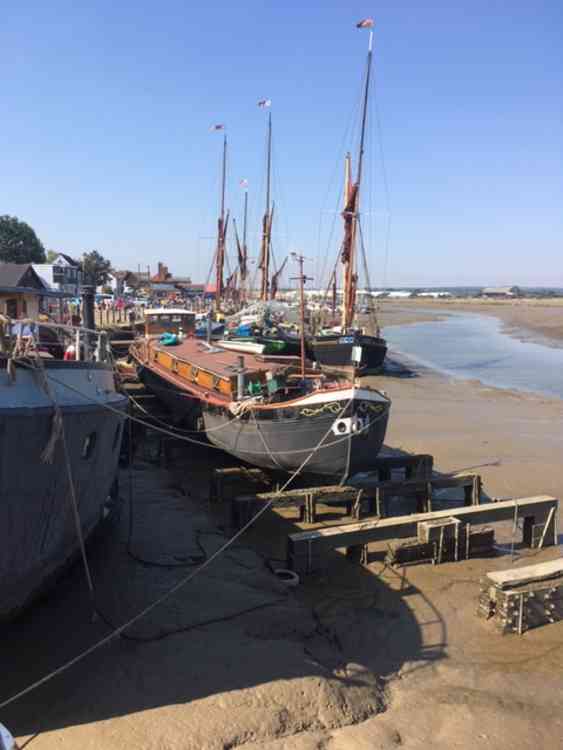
[30,354,98,615]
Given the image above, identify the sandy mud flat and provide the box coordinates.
[2,363,563,750]
[378,297,563,348]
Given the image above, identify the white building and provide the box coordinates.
[34,253,81,296]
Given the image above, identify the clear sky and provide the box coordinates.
[1,1,561,287]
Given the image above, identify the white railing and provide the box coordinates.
[0,318,113,364]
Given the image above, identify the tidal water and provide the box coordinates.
[385,313,563,400]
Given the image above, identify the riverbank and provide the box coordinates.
[3,367,563,750]
[378,297,563,348]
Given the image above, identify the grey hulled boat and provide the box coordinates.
[0,325,127,620]
[131,328,390,478]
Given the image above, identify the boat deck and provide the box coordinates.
[152,338,290,379]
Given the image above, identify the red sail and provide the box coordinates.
[340,183,358,264]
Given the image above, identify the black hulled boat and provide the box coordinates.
[312,21,387,374]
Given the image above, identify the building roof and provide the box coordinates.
[55,253,80,267]
[0,263,48,290]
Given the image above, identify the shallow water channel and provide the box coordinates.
[384,312,563,400]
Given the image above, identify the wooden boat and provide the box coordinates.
[132,101,390,476]
[130,334,390,476]
[312,23,388,373]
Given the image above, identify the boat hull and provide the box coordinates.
[136,361,202,426]
[0,361,127,621]
[203,391,390,477]
[312,334,387,372]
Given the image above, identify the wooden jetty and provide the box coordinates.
[287,495,558,575]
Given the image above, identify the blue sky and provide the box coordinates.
[1,1,561,287]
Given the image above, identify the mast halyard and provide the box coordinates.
[259,111,273,301]
[215,134,228,312]
[341,26,374,331]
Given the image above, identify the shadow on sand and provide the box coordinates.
[1,430,452,742]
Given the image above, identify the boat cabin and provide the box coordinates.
[144,308,196,337]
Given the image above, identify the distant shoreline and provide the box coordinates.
[377,297,563,349]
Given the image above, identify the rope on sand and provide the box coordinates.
[0,398,352,712]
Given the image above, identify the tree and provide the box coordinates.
[81,250,112,287]
[46,250,59,263]
[0,215,46,263]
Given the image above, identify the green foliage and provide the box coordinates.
[81,250,112,287]
[46,249,59,263]
[0,215,46,263]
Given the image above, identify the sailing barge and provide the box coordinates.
[312,21,388,373]
[131,330,390,476]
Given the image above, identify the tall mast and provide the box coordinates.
[243,186,248,257]
[215,134,227,311]
[341,25,374,330]
[291,253,308,379]
[242,185,248,303]
[260,112,273,301]
[341,152,354,329]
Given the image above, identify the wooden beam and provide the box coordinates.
[288,495,558,573]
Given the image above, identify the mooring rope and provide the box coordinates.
[0,398,352,711]
[30,353,98,617]
[12,358,387,457]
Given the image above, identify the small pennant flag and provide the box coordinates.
[210,124,225,131]
[356,18,374,28]
[257,98,271,108]
[240,179,249,188]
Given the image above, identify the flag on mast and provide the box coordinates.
[356,18,374,28]
[209,124,225,131]
[240,179,249,188]
[257,98,271,108]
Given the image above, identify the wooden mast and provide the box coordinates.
[215,134,227,312]
[341,27,374,330]
[259,112,273,301]
[233,185,248,306]
[291,253,308,379]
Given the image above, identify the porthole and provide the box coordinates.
[81,432,97,460]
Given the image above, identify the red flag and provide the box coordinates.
[356,18,374,28]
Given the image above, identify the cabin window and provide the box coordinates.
[81,432,97,460]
